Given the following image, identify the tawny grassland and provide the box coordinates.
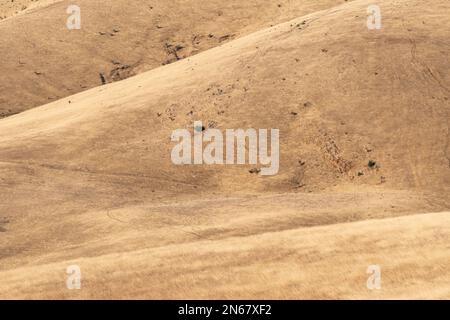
[0,0,449,299]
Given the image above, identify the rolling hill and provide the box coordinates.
[0,0,449,299]
[0,0,351,117]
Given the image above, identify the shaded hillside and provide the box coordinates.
[0,0,350,117]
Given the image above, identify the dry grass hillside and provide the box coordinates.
[2,210,449,299]
[0,0,449,299]
[0,0,351,117]
[0,0,59,19]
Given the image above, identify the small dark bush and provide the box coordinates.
[368,160,377,169]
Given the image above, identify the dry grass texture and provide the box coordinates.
[0,0,449,299]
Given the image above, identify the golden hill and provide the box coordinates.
[1,210,449,299]
[0,0,449,299]
[0,0,350,117]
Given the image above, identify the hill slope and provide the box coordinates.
[0,0,351,117]
[1,211,449,299]
[0,0,449,299]
[0,0,60,20]
[1,0,449,193]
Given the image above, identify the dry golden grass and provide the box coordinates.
[0,0,351,117]
[0,0,449,299]
[0,0,60,19]
[1,209,449,299]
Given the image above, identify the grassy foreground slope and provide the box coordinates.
[1,211,449,299]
